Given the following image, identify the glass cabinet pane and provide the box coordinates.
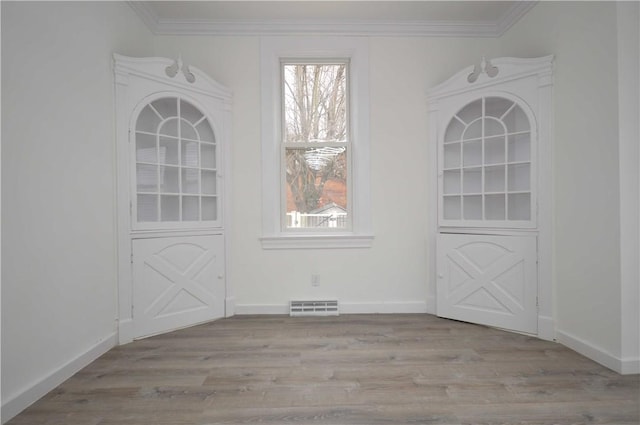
[160,195,179,221]
[444,143,460,168]
[484,97,513,118]
[182,195,199,221]
[508,163,530,192]
[182,168,199,193]
[152,98,178,119]
[136,164,157,192]
[159,118,178,137]
[485,194,505,220]
[463,195,482,220]
[137,194,158,222]
[484,118,504,137]
[443,170,461,194]
[196,120,215,143]
[503,104,530,133]
[181,119,198,141]
[136,105,161,133]
[484,136,505,165]
[201,143,216,169]
[485,165,505,192]
[159,136,179,165]
[136,133,157,163]
[181,140,199,167]
[508,133,530,162]
[201,170,217,195]
[462,120,482,140]
[463,168,482,193]
[463,140,482,167]
[159,166,179,193]
[180,100,203,124]
[202,196,217,220]
[443,196,461,220]
[444,118,464,143]
[508,193,531,220]
[457,99,482,124]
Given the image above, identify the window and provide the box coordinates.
[260,37,372,249]
[282,61,350,230]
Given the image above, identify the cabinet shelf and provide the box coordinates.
[443,160,531,172]
[443,129,531,145]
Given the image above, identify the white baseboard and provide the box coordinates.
[340,301,428,314]
[2,333,117,424]
[556,329,639,375]
[117,318,134,345]
[537,315,555,341]
[425,296,437,315]
[235,301,428,315]
[225,296,236,317]
[235,303,289,315]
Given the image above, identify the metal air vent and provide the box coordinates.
[289,300,339,317]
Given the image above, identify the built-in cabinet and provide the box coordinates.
[114,55,233,342]
[428,57,553,337]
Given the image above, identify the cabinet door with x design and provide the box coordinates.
[436,233,537,334]
[132,235,225,338]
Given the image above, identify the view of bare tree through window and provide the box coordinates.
[282,62,349,229]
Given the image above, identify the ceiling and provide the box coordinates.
[130,1,537,37]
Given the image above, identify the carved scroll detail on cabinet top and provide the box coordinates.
[467,57,499,83]
[165,55,196,83]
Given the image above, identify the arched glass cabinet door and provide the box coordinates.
[133,96,220,228]
[441,96,534,227]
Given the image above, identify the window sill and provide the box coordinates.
[260,234,374,250]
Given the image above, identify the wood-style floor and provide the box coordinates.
[8,314,640,424]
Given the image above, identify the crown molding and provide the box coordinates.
[128,1,537,38]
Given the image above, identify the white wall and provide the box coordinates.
[617,1,640,373]
[499,2,636,372]
[1,2,154,420]
[153,35,499,314]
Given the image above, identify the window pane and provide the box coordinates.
[283,63,347,143]
[285,147,347,229]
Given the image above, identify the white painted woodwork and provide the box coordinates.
[437,233,537,334]
[132,235,225,338]
[114,55,233,342]
[427,56,553,337]
[129,1,537,37]
[259,37,373,249]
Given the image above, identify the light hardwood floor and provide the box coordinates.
[7,314,640,424]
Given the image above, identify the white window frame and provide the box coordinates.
[260,37,373,249]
